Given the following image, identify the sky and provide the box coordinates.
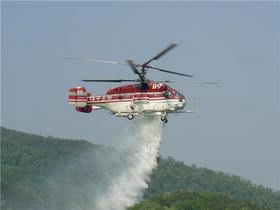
[1,2,279,190]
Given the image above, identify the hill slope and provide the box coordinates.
[146,157,280,209]
[1,127,279,210]
[129,191,263,210]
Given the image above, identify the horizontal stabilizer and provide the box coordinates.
[175,110,198,113]
[92,105,101,110]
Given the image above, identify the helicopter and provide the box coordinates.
[67,44,207,123]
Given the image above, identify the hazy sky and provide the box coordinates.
[1,2,279,190]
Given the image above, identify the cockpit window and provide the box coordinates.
[163,91,171,98]
[175,91,183,97]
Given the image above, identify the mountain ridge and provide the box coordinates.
[1,127,279,210]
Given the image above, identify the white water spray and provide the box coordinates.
[93,117,163,210]
[43,117,163,210]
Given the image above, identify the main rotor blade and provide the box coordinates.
[156,80,218,85]
[65,57,127,65]
[127,60,144,81]
[162,81,218,84]
[148,66,193,77]
[143,44,178,67]
[127,60,141,74]
[82,79,138,83]
[157,80,174,83]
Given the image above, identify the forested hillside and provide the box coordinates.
[129,191,264,210]
[1,127,279,210]
[146,157,280,209]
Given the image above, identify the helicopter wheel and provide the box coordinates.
[161,116,167,123]
[127,114,134,120]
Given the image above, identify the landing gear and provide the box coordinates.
[127,114,134,120]
[160,116,168,123]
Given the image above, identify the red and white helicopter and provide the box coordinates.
[67,44,209,123]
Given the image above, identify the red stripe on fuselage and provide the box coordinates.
[90,98,177,104]
[91,92,178,101]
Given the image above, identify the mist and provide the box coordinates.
[40,117,163,210]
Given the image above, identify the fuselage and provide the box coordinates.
[90,82,185,115]
[68,82,186,120]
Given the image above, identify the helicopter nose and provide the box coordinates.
[178,97,186,107]
[182,98,186,107]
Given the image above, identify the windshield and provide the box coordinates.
[174,90,184,98]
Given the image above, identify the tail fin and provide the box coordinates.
[68,87,92,113]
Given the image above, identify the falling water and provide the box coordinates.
[93,117,163,210]
[44,117,163,210]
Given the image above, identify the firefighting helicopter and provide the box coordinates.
[67,44,212,123]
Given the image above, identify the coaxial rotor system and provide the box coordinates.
[65,44,194,86]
